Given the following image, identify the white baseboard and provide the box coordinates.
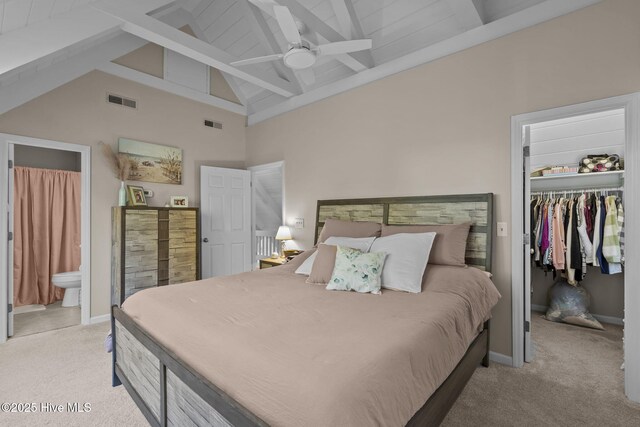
[89,314,110,325]
[531,304,624,326]
[489,351,513,366]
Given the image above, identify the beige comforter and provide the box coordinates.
[122,251,500,427]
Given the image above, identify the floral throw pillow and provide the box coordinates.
[326,246,387,294]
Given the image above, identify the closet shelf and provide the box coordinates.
[531,170,623,191]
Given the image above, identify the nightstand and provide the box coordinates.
[259,257,287,269]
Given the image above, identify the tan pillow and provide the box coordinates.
[317,219,381,243]
[306,244,337,285]
[381,223,472,267]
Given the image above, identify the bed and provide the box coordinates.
[111,193,498,427]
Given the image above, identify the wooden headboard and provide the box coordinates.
[314,193,493,272]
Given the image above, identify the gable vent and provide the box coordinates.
[204,119,223,130]
[107,93,137,109]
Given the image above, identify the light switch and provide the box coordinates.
[497,222,508,237]
[294,218,304,229]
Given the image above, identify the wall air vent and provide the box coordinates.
[204,119,223,129]
[107,93,137,109]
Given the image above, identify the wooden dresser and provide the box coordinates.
[112,206,200,305]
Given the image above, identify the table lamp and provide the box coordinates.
[275,225,292,257]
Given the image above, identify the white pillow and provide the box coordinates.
[294,236,376,276]
[370,232,436,293]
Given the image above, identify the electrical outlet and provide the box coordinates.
[294,218,304,229]
[497,222,508,237]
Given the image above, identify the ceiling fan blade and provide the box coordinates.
[231,54,283,67]
[297,68,315,85]
[274,5,302,46]
[316,39,372,56]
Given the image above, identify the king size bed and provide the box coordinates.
[111,193,500,427]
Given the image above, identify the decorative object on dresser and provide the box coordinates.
[118,138,183,184]
[259,257,287,269]
[111,206,200,305]
[275,225,292,256]
[126,185,147,206]
[98,141,130,206]
[170,195,189,207]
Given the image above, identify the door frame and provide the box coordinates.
[0,133,92,343]
[510,93,640,402]
[247,161,285,267]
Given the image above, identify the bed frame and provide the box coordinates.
[112,192,494,427]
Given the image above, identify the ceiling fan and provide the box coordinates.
[230,5,372,85]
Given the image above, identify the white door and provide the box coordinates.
[249,162,284,265]
[7,143,14,337]
[524,126,533,362]
[200,166,252,278]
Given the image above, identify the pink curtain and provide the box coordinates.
[13,167,81,307]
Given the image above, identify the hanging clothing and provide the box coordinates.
[552,199,566,270]
[596,195,610,275]
[603,195,623,274]
[616,197,625,265]
[530,189,624,280]
[577,194,593,262]
[592,197,601,267]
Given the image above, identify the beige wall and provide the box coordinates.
[0,70,246,318]
[246,0,640,356]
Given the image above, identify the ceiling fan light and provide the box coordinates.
[283,48,316,69]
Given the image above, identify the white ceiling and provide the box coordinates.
[0,0,601,124]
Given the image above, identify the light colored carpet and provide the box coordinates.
[13,301,80,337]
[0,322,147,427]
[443,313,640,426]
[1,314,639,426]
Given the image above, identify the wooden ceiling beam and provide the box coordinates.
[276,0,372,70]
[329,0,375,67]
[240,0,303,92]
[444,0,486,31]
[94,0,297,97]
[248,0,372,71]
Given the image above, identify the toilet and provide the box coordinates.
[52,269,82,307]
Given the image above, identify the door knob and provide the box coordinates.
[203,238,209,243]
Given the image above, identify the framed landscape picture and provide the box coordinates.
[118,138,182,184]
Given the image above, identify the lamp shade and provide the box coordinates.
[275,225,292,240]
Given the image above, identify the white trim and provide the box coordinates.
[98,62,247,115]
[90,314,111,325]
[247,0,600,125]
[511,93,640,402]
[0,133,92,345]
[531,304,624,326]
[489,351,513,366]
[0,140,7,344]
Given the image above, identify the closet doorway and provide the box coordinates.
[0,134,91,343]
[511,93,640,403]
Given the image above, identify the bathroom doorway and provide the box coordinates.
[0,134,91,342]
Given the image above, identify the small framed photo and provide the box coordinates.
[170,196,189,207]
[127,185,147,206]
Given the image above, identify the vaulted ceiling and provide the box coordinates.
[0,0,600,124]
